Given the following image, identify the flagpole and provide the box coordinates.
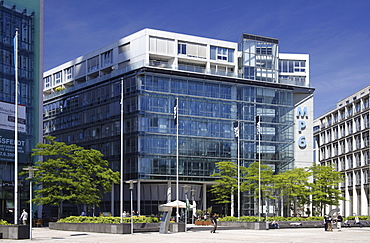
[174,98,179,223]
[120,78,124,223]
[256,115,261,222]
[237,121,240,220]
[233,121,240,219]
[14,29,19,225]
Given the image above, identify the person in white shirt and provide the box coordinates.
[19,209,28,225]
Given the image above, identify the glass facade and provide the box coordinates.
[239,34,279,82]
[43,70,295,214]
[43,29,310,216]
[138,73,294,181]
[0,0,42,224]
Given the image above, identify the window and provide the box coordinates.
[177,41,206,59]
[53,72,61,85]
[355,102,361,113]
[64,67,73,80]
[44,76,51,88]
[210,46,234,62]
[101,50,113,67]
[279,60,306,73]
[356,171,361,185]
[364,97,369,109]
[87,56,99,72]
[118,42,130,53]
[178,43,186,55]
[149,37,174,55]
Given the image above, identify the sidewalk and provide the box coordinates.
[1,225,369,242]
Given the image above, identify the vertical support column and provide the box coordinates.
[111,183,115,216]
[167,181,171,202]
[345,172,351,216]
[137,181,141,214]
[202,183,207,211]
[353,172,358,215]
[361,169,367,215]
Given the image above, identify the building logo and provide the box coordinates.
[297,107,308,149]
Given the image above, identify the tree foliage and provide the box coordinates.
[210,161,247,215]
[210,160,344,216]
[244,162,275,199]
[29,136,120,218]
[310,164,344,215]
[274,168,311,212]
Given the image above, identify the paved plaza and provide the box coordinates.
[1,225,369,243]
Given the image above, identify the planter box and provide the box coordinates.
[218,221,267,230]
[49,222,160,234]
[195,221,211,225]
[169,223,185,232]
[218,220,326,230]
[0,225,30,239]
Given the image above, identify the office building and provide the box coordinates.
[314,85,370,216]
[43,29,313,216]
[0,0,43,223]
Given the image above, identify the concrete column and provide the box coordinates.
[360,169,367,215]
[167,181,171,202]
[137,181,141,214]
[345,172,351,216]
[202,183,207,211]
[111,183,115,216]
[353,172,359,215]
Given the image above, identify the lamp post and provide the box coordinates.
[23,166,38,240]
[182,185,189,231]
[126,180,137,234]
[191,189,195,224]
[264,189,269,230]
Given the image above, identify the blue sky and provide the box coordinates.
[44,0,370,118]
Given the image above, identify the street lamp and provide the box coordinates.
[191,189,195,224]
[182,185,189,231]
[23,166,38,240]
[264,189,270,230]
[126,180,137,234]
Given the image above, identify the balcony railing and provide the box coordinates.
[44,59,310,101]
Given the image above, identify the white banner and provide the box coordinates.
[0,101,26,132]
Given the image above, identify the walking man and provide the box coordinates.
[19,209,28,225]
[336,213,343,231]
[210,213,217,233]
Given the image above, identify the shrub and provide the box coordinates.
[57,216,159,224]
[0,219,11,225]
[219,216,326,222]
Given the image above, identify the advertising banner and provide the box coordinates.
[0,130,26,162]
[0,101,26,132]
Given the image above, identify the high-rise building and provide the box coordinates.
[43,29,313,216]
[0,0,43,223]
[314,85,370,216]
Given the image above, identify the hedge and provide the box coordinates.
[218,215,370,222]
[57,216,159,224]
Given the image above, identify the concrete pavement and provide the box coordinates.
[1,225,369,242]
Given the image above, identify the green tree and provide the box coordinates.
[210,161,247,216]
[244,161,275,199]
[273,168,311,216]
[29,136,120,219]
[309,164,344,216]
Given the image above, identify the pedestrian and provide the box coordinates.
[19,209,28,225]
[336,213,343,231]
[355,215,363,227]
[210,213,217,233]
[324,214,328,231]
[271,220,280,229]
[326,215,333,231]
